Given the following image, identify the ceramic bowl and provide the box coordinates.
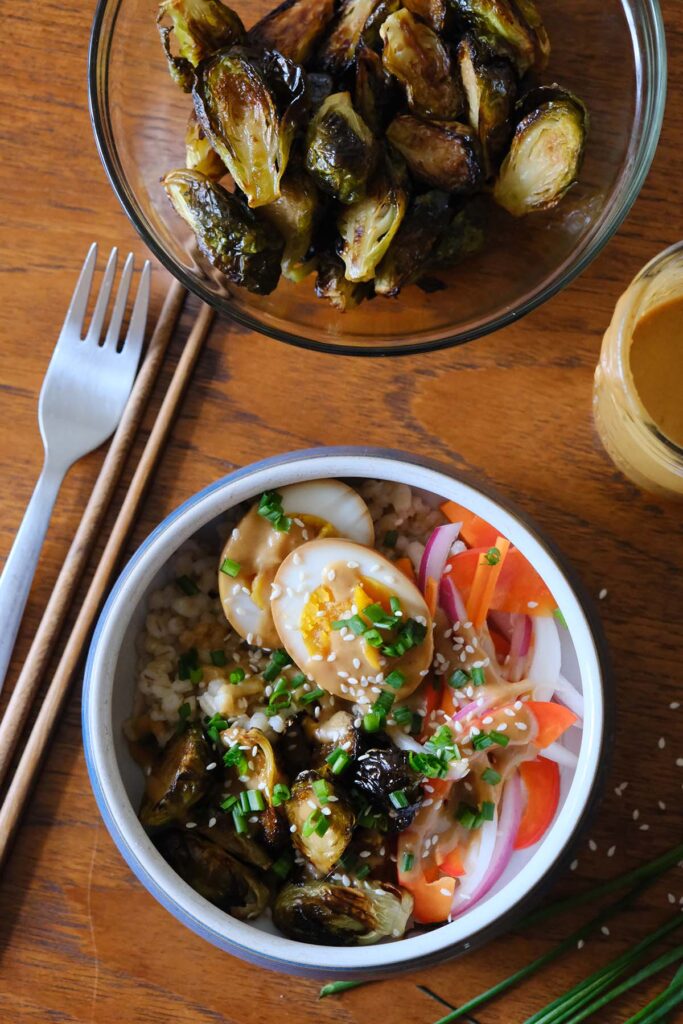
[83,448,611,977]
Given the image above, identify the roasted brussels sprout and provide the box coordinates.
[401,0,449,33]
[306,710,360,772]
[380,9,463,121]
[375,191,450,296]
[221,727,281,796]
[307,72,335,111]
[315,254,371,310]
[449,0,544,75]
[305,92,376,205]
[457,36,517,175]
[285,771,355,874]
[358,0,401,50]
[349,746,422,831]
[318,0,380,73]
[157,0,245,90]
[248,0,335,65]
[493,90,588,216]
[337,156,408,282]
[260,167,320,282]
[197,816,273,869]
[354,44,398,135]
[273,879,413,945]
[193,46,306,207]
[387,115,482,193]
[512,0,550,70]
[140,724,211,828]
[158,831,270,920]
[428,204,486,268]
[185,110,227,179]
[162,169,283,294]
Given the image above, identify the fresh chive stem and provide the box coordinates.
[521,842,683,929]
[428,884,644,1024]
[319,980,368,999]
[524,914,683,1024]
[625,964,683,1024]
[556,947,683,1024]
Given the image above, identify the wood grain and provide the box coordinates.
[0,1,681,1022]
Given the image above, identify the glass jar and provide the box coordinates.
[593,241,683,499]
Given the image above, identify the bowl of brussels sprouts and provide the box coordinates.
[89,0,666,355]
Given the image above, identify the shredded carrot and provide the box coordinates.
[394,557,416,582]
[467,536,511,629]
[425,576,438,616]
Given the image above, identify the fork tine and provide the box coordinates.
[103,252,134,348]
[85,247,118,344]
[59,243,98,340]
[119,260,151,368]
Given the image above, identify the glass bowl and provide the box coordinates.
[88,0,666,356]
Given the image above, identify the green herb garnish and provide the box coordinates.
[219,558,241,578]
[484,547,501,566]
[385,670,405,690]
[175,574,199,595]
[482,767,502,785]
[223,744,248,775]
[389,789,409,809]
[470,666,486,686]
[312,778,330,803]
[448,668,470,688]
[210,649,226,667]
[229,666,246,684]
[384,530,398,548]
[325,748,351,775]
[257,490,292,532]
[272,783,291,806]
[299,686,325,706]
[363,712,382,733]
[263,648,291,681]
[408,751,447,778]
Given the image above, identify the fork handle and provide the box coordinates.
[0,461,67,692]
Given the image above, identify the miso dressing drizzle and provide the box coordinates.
[628,296,683,449]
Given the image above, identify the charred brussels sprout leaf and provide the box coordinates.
[140,724,210,828]
[493,91,588,216]
[348,746,422,830]
[285,770,355,874]
[401,0,449,33]
[248,0,335,66]
[158,831,270,920]
[513,0,550,70]
[307,72,335,112]
[315,254,371,311]
[359,0,401,51]
[193,47,306,207]
[375,191,450,296]
[306,92,376,205]
[185,110,226,180]
[449,0,542,75]
[221,727,281,794]
[197,816,273,869]
[337,156,408,282]
[380,9,463,121]
[387,115,482,193]
[273,879,413,945]
[157,0,245,90]
[163,170,283,294]
[260,168,320,282]
[457,36,517,175]
[354,45,398,135]
[318,0,380,74]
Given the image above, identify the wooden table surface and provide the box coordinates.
[0,1,681,1021]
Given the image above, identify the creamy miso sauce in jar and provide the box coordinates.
[628,297,683,449]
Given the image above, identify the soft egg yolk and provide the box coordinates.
[300,574,397,663]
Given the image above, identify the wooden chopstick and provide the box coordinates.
[0,277,186,790]
[0,299,215,869]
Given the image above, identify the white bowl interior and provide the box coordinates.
[85,451,606,975]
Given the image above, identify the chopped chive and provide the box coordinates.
[220,794,238,812]
[290,671,306,686]
[232,807,248,834]
[355,864,371,880]
[384,530,398,548]
[490,730,510,747]
[189,666,203,685]
[347,615,367,636]
[325,748,351,775]
[365,628,385,648]
[448,668,470,688]
[363,712,382,733]
[409,751,447,778]
[393,706,413,727]
[229,666,246,684]
[272,782,291,806]
[389,789,409,809]
[240,789,265,812]
[373,691,395,717]
[385,670,405,690]
[263,649,292,681]
[402,851,414,872]
[175,574,199,595]
[482,767,502,785]
[390,595,402,613]
[312,778,330,803]
[271,850,294,880]
[257,490,292,532]
[363,603,397,627]
[456,801,479,829]
[315,814,329,837]
[470,666,486,686]
[319,980,368,999]
[481,800,495,821]
[223,744,248,774]
[178,701,191,721]
[302,809,328,838]
[219,558,241,578]
[331,619,348,630]
[484,546,501,566]
[205,713,228,743]
[210,649,226,667]
[299,687,325,706]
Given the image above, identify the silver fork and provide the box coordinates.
[0,243,150,692]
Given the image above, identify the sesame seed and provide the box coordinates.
[206,762,217,771]
[359,850,371,858]
[658,800,666,811]
[577,940,585,950]
[632,809,640,821]
[327,653,337,662]
[677,758,683,767]
[668,893,676,904]
[670,702,680,710]
[601,926,610,936]
[440,888,451,897]
[515,721,528,731]
[185,822,197,829]
[588,839,597,852]
[290,824,297,833]
[658,736,666,749]
[527,601,539,609]
[570,859,579,871]
[598,588,608,600]
[607,845,616,857]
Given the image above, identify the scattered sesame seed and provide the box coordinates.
[185,822,197,829]
[588,839,597,852]
[639,823,650,831]
[206,762,217,771]
[668,893,676,905]
[570,859,579,871]
[577,940,585,950]
[601,926,610,936]
[290,824,297,833]
[598,588,607,600]
[527,601,539,609]
[677,758,683,768]
[607,845,616,857]
[632,809,640,821]
[658,800,666,811]
[658,736,666,749]
[440,888,451,897]
[515,721,528,731]
[670,702,680,710]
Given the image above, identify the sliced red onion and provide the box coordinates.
[419,523,462,592]
[507,614,532,681]
[528,616,561,701]
[489,610,515,640]
[451,772,523,915]
[542,741,579,769]
[555,673,584,719]
[439,574,468,625]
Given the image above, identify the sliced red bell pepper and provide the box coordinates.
[514,757,560,849]
[527,701,577,748]
[440,501,500,549]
